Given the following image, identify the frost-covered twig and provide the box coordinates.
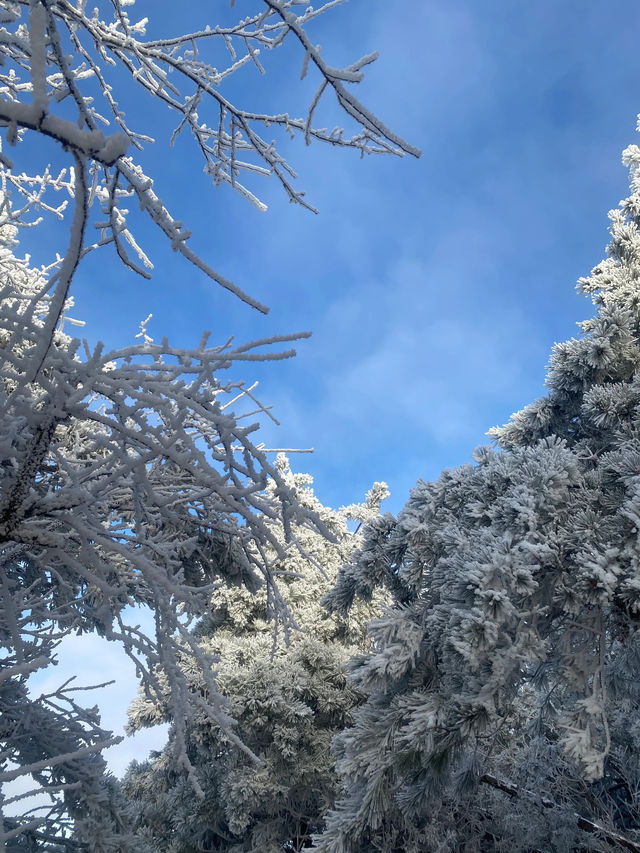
[0,248,328,845]
[481,773,640,853]
[0,0,420,326]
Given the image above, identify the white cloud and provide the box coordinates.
[4,618,168,819]
[28,611,169,779]
[307,219,547,439]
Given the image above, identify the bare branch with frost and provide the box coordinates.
[0,2,418,845]
[0,0,420,323]
[0,248,329,846]
[481,773,640,853]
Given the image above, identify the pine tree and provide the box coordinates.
[122,458,388,853]
[315,149,640,852]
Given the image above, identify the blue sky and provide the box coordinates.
[47,0,640,516]
[18,0,640,776]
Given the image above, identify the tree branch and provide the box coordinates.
[480,773,640,853]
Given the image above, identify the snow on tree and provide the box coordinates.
[121,458,388,853]
[314,150,640,850]
[0,221,331,851]
[0,1,418,848]
[0,0,419,325]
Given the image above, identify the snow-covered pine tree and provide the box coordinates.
[122,458,388,853]
[314,150,640,851]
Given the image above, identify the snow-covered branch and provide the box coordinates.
[0,3,419,846]
[0,242,326,846]
[0,0,420,319]
[481,773,640,853]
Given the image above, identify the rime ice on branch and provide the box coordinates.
[0,237,328,847]
[0,2,418,846]
[123,459,389,853]
[0,0,420,322]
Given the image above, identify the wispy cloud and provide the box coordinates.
[28,611,168,778]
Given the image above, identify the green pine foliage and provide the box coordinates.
[314,145,640,852]
[123,458,388,852]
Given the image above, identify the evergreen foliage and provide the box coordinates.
[315,146,640,852]
[123,459,388,852]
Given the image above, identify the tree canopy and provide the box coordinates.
[314,145,640,853]
[11,2,640,852]
[0,1,417,848]
[122,458,388,853]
